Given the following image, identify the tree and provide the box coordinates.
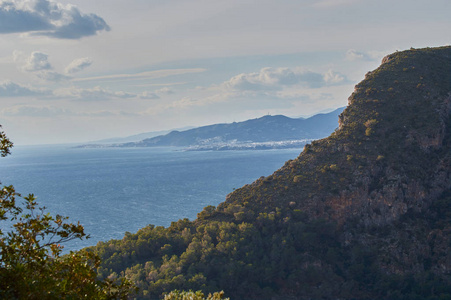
[163,290,229,300]
[0,126,135,299]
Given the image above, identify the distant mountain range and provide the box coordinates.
[77,107,345,150]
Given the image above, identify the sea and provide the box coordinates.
[0,145,300,252]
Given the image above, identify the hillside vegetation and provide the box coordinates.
[92,46,451,299]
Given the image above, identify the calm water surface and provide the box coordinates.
[0,145,300,251]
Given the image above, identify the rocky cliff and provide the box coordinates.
[220,45,451,281]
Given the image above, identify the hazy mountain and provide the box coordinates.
[87,108,344,150]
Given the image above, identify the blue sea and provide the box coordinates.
[0,145,300,252]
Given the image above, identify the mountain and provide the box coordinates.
[77,108,344,150]
[91,46,451,299]
[129,108,344,147]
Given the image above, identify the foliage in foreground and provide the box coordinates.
[0,126,135,299]
[163,290,229,300]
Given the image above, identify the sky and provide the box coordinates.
[0,0,450,145]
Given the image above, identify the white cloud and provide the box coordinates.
[169,97,198,109]
[65,57,93,74]
[0,0,110,39]
[23,51,51,71]
[139,91,160,99]
[17,51,70,82]
[54,86,136,101]
[54,86,161,101]
[73,68,207,83]
[36,70,70,82]
[323,69,345,84]
[222,67,347,91]
[345,49,372,61]
[156,87,174,95]
[0,80,50,97]
[112,90,135,99]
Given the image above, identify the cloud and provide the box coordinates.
[323,69,345,84]
[54,86,159,101]
[222,67,346,91]
[0,0,110,39]
[156,87,174,95]
[65,57,93,74]
[345,49,371,61]
[223,68,283,91]
[23,51,51,71]
[169,97,198,109]
[55,86,136,101]
[35,70,70,82]
[17,51,70,82]
[0,80,51,97]
[296,71,326,88]
[139,91,160,99]
[73,68,207,83]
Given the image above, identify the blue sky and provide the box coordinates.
[0,0,450,144]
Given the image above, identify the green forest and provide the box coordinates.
[91,189,451,300]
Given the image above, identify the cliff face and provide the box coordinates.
[225,47,451,218]
[331,90,450,228]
